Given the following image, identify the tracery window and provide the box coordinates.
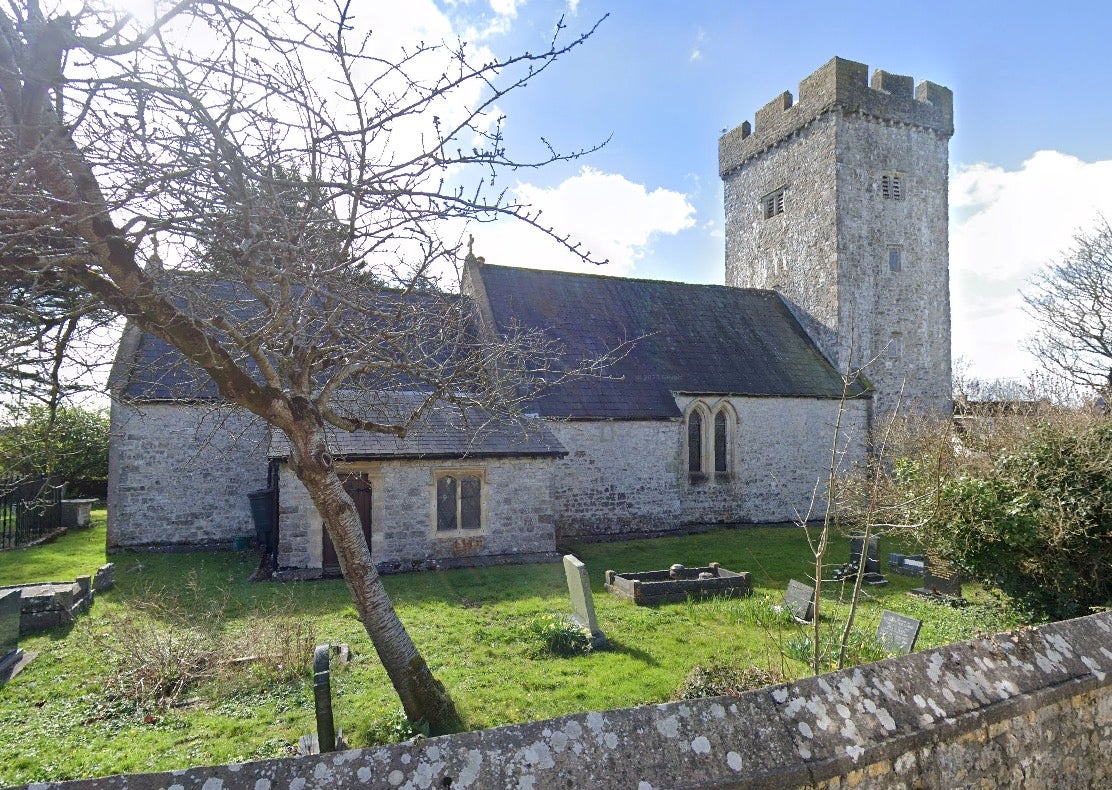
[688,410,704,476]
[686,402,735,483]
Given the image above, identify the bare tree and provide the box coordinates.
[1025,218,1112,395]
[1,0,608,732]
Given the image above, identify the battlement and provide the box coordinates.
[719,57,953,176]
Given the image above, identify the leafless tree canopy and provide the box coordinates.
[2,0,607,426]
[1,0,609,731]
[1024,217,1112,395]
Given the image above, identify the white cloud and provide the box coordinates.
[489,0,524,17]
[469,166,696,276]
[690,28,706,62]
[950,151,1112,382]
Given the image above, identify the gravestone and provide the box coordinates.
[563,555,607,648]
[911,551,963,599]
[876,610,922,654]
[783,579,815,623]
[849,532,887,585]
[313,643,337,753]
[0,589,23,680]
[300,642,347,755]
[888,553,925,577]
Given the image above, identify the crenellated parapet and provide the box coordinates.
[719,57,953,176]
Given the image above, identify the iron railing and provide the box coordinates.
[0,473,64,550]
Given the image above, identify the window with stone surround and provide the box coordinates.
[881,172,904,200]
[433,469,485,532]
[761,187,785,219]
[688,408,705,478]
[686,401,735,483]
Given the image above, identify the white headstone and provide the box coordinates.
[562,554,606,647]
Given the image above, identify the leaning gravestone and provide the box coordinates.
[563,555,607,648]
[876,610,922,654]
[783,579,815,623]
[0,589,24,680]
[911,551,963,599]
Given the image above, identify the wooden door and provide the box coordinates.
[322,473,373,577]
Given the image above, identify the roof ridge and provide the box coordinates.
[479,262,778,295]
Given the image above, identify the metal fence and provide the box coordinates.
[0,473,64,550]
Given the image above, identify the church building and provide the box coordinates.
[107,57,953,575]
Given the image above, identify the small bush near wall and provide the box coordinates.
[673,663,788,700]
[524,614,593,657]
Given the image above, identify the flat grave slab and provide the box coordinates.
[605,563,751,606]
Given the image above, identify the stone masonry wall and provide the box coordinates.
[721,57,953,416]
[277,456,558,574]
[547,419,681,539]
[39,610,1112,789]
[722,111,841,361]
[107,402,270,549]
[549,396,868,541]
[835,118,951,415]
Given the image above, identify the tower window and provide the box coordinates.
[888,246,902,272]
[881,173,904,200]
[761,187,785,219]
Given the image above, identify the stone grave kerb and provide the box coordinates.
[563,554,607,648]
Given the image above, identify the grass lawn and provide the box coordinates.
[0,516,1026,785]
[0,510,109,585]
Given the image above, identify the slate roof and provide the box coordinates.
[474,264,866,419]
[265,395,565,461]
[111,280,472,402]
[114,326,223,401]
[111,264,867,441]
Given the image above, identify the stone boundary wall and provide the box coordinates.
[23,610,1112,790]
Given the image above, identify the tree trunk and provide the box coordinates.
[289,425,459,734]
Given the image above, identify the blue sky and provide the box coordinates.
[416,0,1112,385]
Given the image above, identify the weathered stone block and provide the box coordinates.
[93,563,116,592]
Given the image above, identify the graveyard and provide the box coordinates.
[0,512,1029,785]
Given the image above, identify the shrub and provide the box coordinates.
[926,419,1112,620]
[524,614,593,657]
[673,663,787,701]
[95,580,318,705]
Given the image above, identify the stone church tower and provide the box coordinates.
[719,57,953,416]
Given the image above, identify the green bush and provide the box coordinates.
[524,614,593,657]
[927,420,1112,620]
[0,403,109,481]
